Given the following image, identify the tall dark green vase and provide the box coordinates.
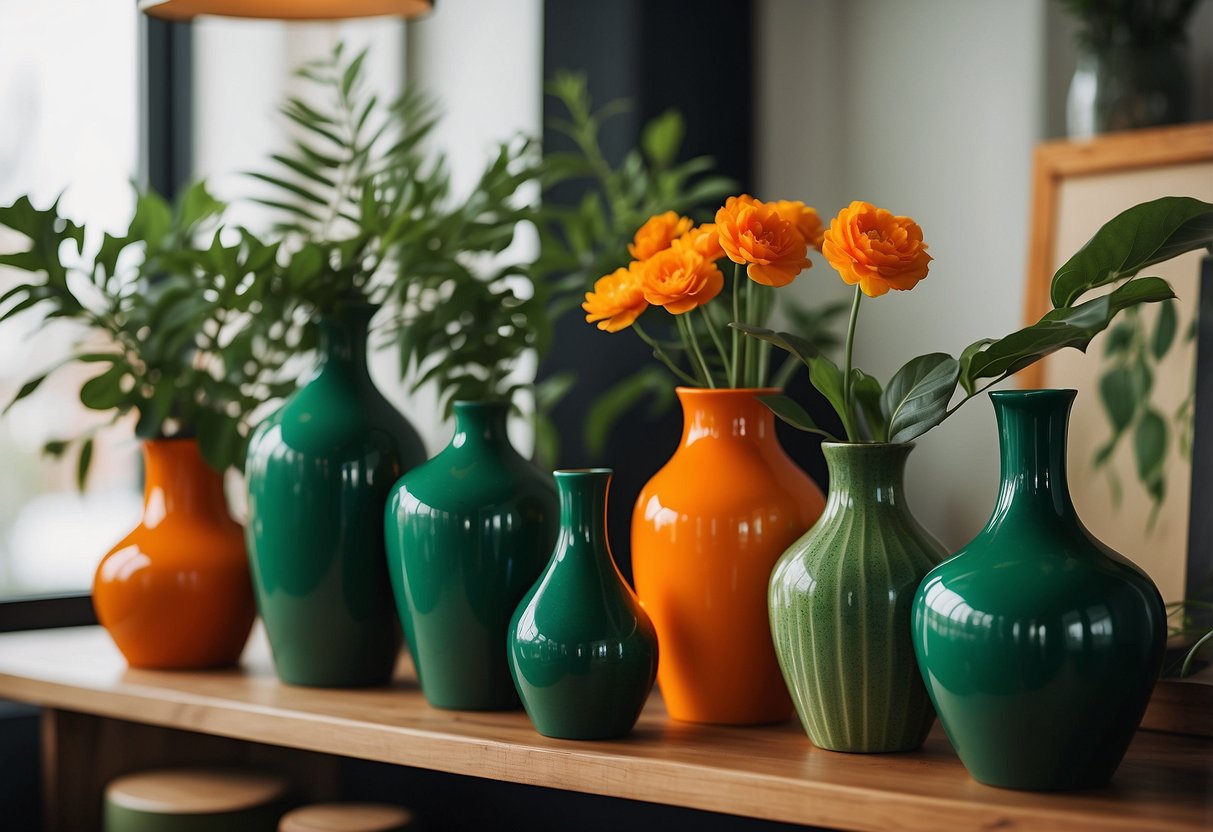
[386,400,558,710]
[912,389,1167,791]
[245,302,426,687]
[508,469,658,740]
[769,442,945,753]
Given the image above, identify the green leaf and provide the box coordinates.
[963,276,1176,388]
[807,354,857,440]
[850,369,886,442]
[1133,408,1167,499]
[1103,321,1135,356]
[1152,298,1178,360]
[79,364,127,411]
[128,190,173,248]
[757,393,837,440]
[584,367,675,457]
[1050,196,1213,308]
[175,181,225,232]
[1099,366,1137,434]
[76,438,94,491]
[641,110,685,169]
[880,353,960,444]
[731,324,819,366]
[958,339,996,396]
[3,372,51,414]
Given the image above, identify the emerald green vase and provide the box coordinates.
[508,469,658,740]
[245,303,426,687]
[386,400,558,710]
[770,442,945,753]
[912,389,1167,791]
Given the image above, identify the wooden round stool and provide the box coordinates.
[279,803,416,832]
[103,768,288,832]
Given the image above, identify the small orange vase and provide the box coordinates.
[93,439,255,669]
[632,388,825,724]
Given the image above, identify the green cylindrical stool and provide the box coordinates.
[104,769,288,832]
[279,804,416,831]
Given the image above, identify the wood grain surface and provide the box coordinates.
[2,626,1209,832]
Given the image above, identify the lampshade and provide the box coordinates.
[139,0,432,21]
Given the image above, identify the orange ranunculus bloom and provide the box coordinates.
[771,200,825,252]
[628,211,694,260]
[822,200,932,297]
[674,223,725,262]
[640,246,724,314]
[715,195,813,287]
[583,264,648,332]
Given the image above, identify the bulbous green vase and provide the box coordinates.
[386,400,558,710]
[912,389,1167,791]
[508,469,658,740]
[245,303,426,687]
[770,442,945,753]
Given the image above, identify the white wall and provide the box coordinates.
[757,0,1047,548]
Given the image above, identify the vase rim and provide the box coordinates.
[674,386,782,396]
[821,440,915,450]
[452,398,511,409]
[554,467,613,477]
[989,388,1077,401]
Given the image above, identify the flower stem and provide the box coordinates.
[731,262,743,384]
[699,306,734,387]
[743,277,757,387]
[841,285,863,441]
[634,322,699,386]
[678,314,716,388]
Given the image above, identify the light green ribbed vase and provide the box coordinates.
[769,442,945,753]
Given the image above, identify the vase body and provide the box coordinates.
[508,469,658,739]
[769,442,944,752]
[1066,40,1190,137]
[912,389,1167,790]
[387,400,558,710]
[632,387,825,724]
[245,304,426,687]
[93,439,254,669]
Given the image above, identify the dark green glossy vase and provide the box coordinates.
[508,469,658,740]
[386,400,558,710]
[769,442,945,753]
[912,389,1167,791]
[245,303,426,687]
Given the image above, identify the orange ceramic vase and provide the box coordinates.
[632,388,825,724]
[93,439,255,669]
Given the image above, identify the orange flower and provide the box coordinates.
[822,200,932,297]
[674,223,725,261]
[640,246,723,314]
[628,211,694,260]
[583,264,648,332]
[715,195,813,287]
[771,200,825,252]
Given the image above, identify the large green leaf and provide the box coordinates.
[1050,196,1213,308]
[850,369,886,443]
[1152,298,1177,360]
[963,276,1176,388]
[756,393,836,440]
[731,324,820,366]
[880,353,960,444]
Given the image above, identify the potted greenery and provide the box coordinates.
[0,183,293,668]
[239,45,544,689]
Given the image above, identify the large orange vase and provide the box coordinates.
[632,388,825,724]
[93,439,255,668]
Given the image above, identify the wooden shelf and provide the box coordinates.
[0,626,1209,832]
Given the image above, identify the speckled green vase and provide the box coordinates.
[245,303,426,688]
[386,400,558,710]
[508,469,658,740]
[912,389,1167,791]
[770,442,945,753]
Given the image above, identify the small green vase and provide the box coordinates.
[770,442,945,753]
[386,400,558,710]
[508,469,658,740]
[245,302,426,687]
[912,389,1167,791]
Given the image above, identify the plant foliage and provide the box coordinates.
[0,184,296,480]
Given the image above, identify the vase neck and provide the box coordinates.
[555,469,611,552]
[677,387,778,447]
[316,305,373,375]
[450,400,512,449]
[141,440,230,524]
[989,389,1076,521]
[821,443,913,513]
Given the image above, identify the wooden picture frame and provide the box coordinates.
[1020,122,1213,607]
